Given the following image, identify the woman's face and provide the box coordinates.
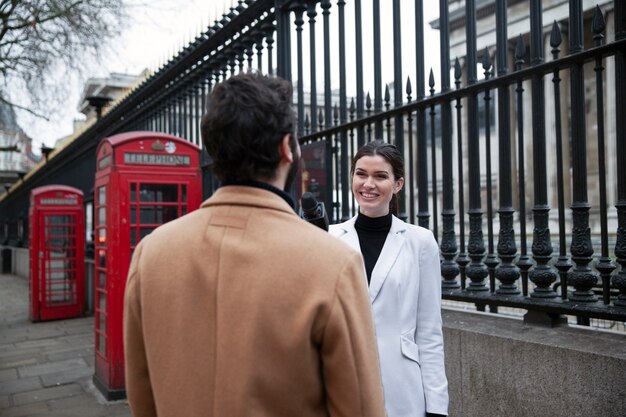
[352,155,404,218]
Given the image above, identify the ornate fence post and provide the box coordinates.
[568,0,598,303]
[275,0,292,81]
[612,0,626,306]
[454,58,470,290]
[290,1,306,138]
[482,50,499,295]
[549,21,573,299]
[591,6,616,305]
[440,2,459,288]
[464,0,488,293]
[514,35,533,296]
[494,0,520,295]
[306,0,319,133]
[529,0,558,299]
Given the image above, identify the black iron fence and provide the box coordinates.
[1,0,625,324]
[280,0,626,325]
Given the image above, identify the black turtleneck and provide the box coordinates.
[354,212,392,284]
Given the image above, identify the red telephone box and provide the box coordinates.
[29,185,85,322]
[93,131,202,399]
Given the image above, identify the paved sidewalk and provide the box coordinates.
[0,273,131,417]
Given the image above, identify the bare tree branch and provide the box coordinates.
[0,0,126,121]
[0,94,49,120]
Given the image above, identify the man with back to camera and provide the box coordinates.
[123,72,386,417]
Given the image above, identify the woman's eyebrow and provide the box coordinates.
[355,169,390,176]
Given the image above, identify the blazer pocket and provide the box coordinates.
[400,330,420,365]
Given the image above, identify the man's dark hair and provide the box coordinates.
[201,72,296,181]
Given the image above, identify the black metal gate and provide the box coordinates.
[1,0,625,324]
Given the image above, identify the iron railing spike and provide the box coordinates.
[550,20,562,48]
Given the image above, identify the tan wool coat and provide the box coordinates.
[124,185,386,417]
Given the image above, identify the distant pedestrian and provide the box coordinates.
[330,140,449,417]
[123,72,386,417]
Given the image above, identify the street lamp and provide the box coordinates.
[86,96,113,121]
[41,145,54,161]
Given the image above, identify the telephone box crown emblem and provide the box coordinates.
[152,140,165,151]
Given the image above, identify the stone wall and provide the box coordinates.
[443,309,626,417]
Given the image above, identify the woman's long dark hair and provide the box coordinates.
[351,140,405,216]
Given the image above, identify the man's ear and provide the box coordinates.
[279,134,294,163]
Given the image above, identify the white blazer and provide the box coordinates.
[330,215,449,417]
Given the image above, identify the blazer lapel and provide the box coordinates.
[332,216,366,284]
[368,216,406,303]
[337,216,360,252]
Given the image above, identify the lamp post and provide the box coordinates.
[86,96,113,120]
[40,145,54,161]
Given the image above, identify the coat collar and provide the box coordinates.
[220,180,295,209]
[335,215,407,303]
[201,185,297,215]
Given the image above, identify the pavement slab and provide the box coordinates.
[0,401,50,417]
[0,273,132,416]
[18,357,88,378]
[41,366,94,387]
[0,368,17,383]
[0,376,43,396]
[12,383,84,406]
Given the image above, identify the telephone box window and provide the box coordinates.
[99,334,106,356]
[95,183,107,362]
[44,214,76,305]
[139,183,178,202]
[98,250,106,268]
[139,227,154,241]
[98,186,106,205]
[97,292,106,355]
[98,208,106,226]
[139,206,179,223]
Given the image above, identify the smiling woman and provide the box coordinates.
[330,140,449,417]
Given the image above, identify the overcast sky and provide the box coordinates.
[17,0,224,149]
[19,0,440,150]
